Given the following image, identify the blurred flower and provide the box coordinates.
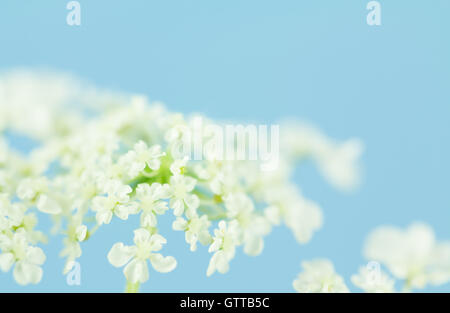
[207,220,240,276]
[351,264,395,293]
[364,222,450,290]
[293,259,349,293]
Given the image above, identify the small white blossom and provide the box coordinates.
[172,209,212,251]
[224,193,271,256]
[135,183,170,227]
[17,178,61,214]
[170,156,189,175]
[119,141,165,178]
[207,220,240,276]
[169,174,199,216]
[107,228,177,284]
[0,229,46,285]
[92,179,138,225]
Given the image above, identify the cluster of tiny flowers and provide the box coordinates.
[0,71,362,291]
[293,222,450,293]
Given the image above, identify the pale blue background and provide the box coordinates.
[1,0,449,292]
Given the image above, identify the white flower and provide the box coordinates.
[293,259,349,293]
[224,193,271,256]
[316,139,363,191]
[0,194,25,230]
[16,177,47,201]
[351,264,395,293]
[92,179,138,225]
[0,229,46,285]
[280,123,363,191]
[364,222,450,290]
[207,220,240,276]
[172,209,212,251]
[119,141,165,178]
[107,228,177,284]
[170,156,189,175]
[264,205,281,225]
[284,197,323,244]
[135,183,170,227]
[17,178,61,214]
[169,175,199,216]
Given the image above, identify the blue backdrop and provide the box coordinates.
[0,0,449,292]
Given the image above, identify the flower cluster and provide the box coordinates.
[0,71,362,291]
[293,222,450,293]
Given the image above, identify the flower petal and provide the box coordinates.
[123,259,149,283]
[0,253,15,272]
[26,247,46,265]
[107,243,136,267]
[133,228,151,245]
[149,253,177,273]
[13,261,43,285]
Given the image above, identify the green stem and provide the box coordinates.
[125,281,140,293]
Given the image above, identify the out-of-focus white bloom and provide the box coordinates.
[284,198,323,244]
[207,220,240,276]
[92,179,138,224]
[108,228,177,284]
[119,141,165,178]
[172,209,212,251]
[364,222,450,290]
[0,229,46,285]
[280,123,363,191]
[293,259,349,293]
[317,139,363,191]
[0,194,25,230]
[351,264,395,293]
[262,184,323,244]
[135,183,170,227]
[224,193,271,256]
[169,174,199,216]
[264,206,281,226]
[17,178,61,214]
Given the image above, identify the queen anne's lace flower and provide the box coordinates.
[92,179,138,225]
[0,71,364,291]
[293,259,349,293]
[108,228,177,284]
